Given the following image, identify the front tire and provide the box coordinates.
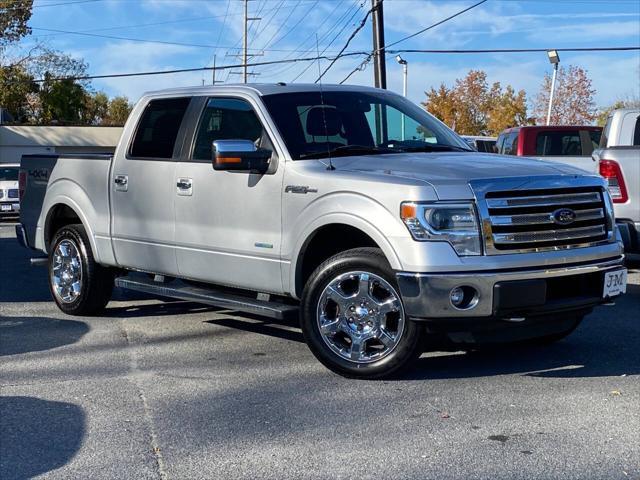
[300,248,423,379]
[49,224,114,316]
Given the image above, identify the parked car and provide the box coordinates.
[496,125,602,173]
[593,108,640,261]
[461,135,497,153]
[17,84,626,378]
[0,163,20,219]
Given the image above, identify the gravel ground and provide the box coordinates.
[1,221,639,480]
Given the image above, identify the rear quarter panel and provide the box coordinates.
[34,155,114,264]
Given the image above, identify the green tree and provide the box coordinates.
[0,0,33,46]
[38,73,87,124]
[0,64,35,121]
[83,91,109,125]
[105,96,132,126]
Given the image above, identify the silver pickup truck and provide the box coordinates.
[17,84,627,378]
[593,108,640,261]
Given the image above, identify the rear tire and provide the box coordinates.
[300,248,423,379]
[48,224,114,316]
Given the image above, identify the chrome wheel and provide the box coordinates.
[51,239,83,304]
[316,271,405,364]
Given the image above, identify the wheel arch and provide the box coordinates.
[291,217,402,299]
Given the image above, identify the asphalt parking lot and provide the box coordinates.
[1,221,639,480]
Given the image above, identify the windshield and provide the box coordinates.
[261,90,472,160]
[0,167,18,181]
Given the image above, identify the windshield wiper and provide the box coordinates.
[298,145,398,160]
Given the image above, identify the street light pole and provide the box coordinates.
[396,55,408,140]
[546,50,560,126]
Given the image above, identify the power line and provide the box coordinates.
[261,0,357,78]
[385,0,488,50]
[28,45,640,84]
[291,1,365,82]
[31,52,370,83]
[315,7,373,83]
[29,6,282,39]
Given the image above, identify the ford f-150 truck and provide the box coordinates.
[593,108,640,261]
[17,84,627,378]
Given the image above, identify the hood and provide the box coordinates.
[329,152,592,200]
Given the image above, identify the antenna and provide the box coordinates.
[316,34,335,171]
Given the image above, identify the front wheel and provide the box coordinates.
[300,248,423,379]
[49,224,114,316]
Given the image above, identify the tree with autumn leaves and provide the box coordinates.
[424,66,601,135]
[532,65,596,125]
[423,70,528,136]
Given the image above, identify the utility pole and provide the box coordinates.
[243,0,249,83]
[371,0,387,89]
[227,0,261,83]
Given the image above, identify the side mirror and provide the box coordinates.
[212,139,271,174]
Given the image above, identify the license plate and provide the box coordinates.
[603,269,627,298]
[1,204,11,211]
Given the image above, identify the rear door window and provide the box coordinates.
[129,97,191,159]
[634,116,640,146]
[535,131,581,156]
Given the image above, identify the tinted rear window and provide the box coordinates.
[129,98,190,158]
[0,167,18,181]
[634,116,640,146]
[535,131,581,156]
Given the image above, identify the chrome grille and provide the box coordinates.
[8,188,18,199]
[482,187,610,254]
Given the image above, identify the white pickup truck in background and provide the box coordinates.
[594,108,640,261]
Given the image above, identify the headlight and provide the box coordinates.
[400,202,482,256]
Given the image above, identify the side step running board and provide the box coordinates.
[115,275,299,321]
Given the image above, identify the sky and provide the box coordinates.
[15,0,640,109]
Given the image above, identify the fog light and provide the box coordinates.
[449,285,479,310]
[450,287,465,307]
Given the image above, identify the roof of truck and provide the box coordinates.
[141,83,385,98]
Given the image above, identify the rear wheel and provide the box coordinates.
[300,248,423,379]
[49,224,114,315]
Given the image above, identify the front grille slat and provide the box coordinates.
[486,192,601,209]
[482,187,609,253]
[490,208,604,226]
[493,225,606,245]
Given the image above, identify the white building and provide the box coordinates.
[0,126,123,164]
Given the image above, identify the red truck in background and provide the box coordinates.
[496,125,603,173]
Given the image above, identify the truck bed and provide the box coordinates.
[19,153,113,252]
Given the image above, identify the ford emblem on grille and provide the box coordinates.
[552,208,577,225]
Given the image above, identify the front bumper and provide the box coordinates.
[0,202,20,216]
[396,256,625,319]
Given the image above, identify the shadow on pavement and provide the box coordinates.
[0,396,85,480]
[401,283,640,380]
[206,316,304,343]
[0,238,51,302]
[105,299,219,318]
[0,317,88,356]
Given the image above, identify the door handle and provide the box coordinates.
[176,179,192,189]
[114,175,128,191]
